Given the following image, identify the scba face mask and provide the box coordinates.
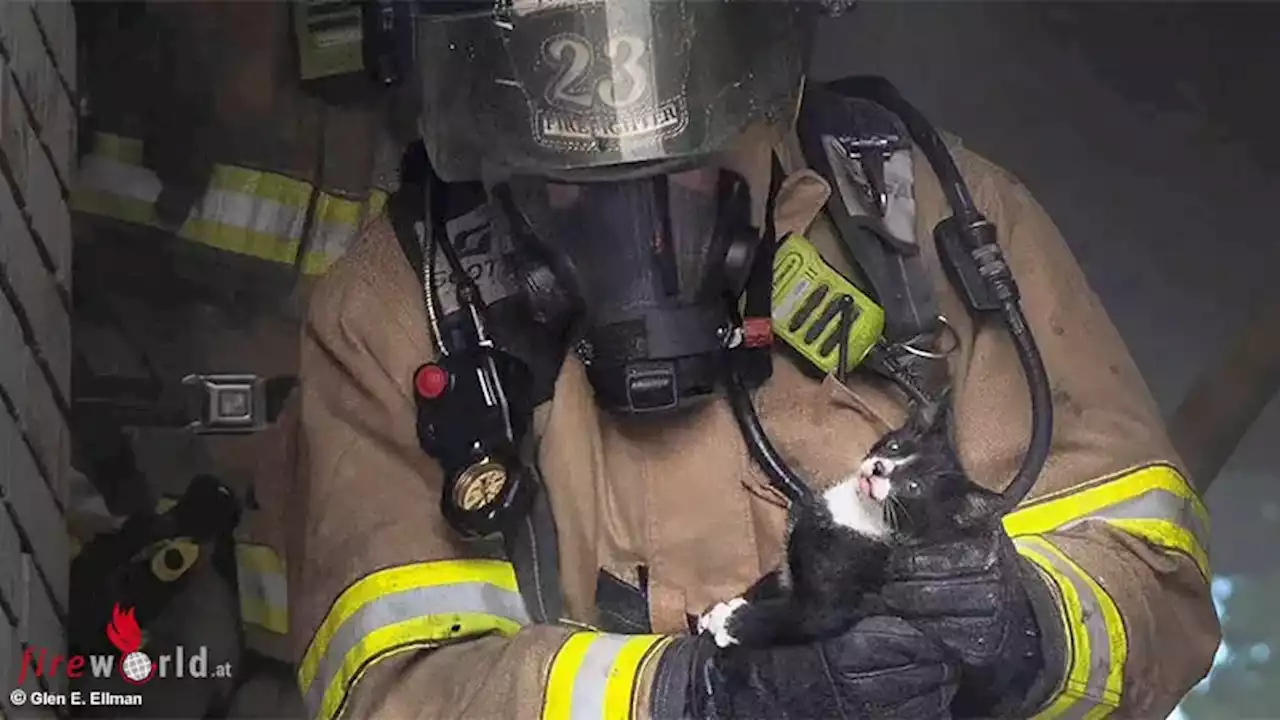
[496,165,762,415]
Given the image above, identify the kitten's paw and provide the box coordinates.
[697,597,748,648]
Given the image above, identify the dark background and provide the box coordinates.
[811,3,1279,714]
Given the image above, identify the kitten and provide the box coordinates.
[697,400,1000,649]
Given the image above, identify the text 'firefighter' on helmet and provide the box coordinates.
[416,0,820,183]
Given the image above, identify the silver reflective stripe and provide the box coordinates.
[192,188,307,240]
[236,552,288,624]
[309,219,361,264]
[303,581,531,713]
[75,135,377,277]
[262,570,287,609]
[1075,488,1210,555]
[78,155,161,202]
[566,635,632,720]
[1059,702,1101,720]
[1015,537,1113,713]
[247,566,288,611]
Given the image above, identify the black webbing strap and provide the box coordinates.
[387,146,428,280]
[735,154,787,389]
[501,437,565,624]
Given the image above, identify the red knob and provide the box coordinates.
[743,317,774,348]
[415,364,450,399]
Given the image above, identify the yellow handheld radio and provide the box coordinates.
[771,234,885,374]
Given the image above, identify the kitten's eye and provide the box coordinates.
[905,480,921,494]
[885,440,901,454]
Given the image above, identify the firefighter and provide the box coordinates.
[278,2,1220,718]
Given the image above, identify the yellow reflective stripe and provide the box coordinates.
[1017,536,1127,720]
[236,543,289,634]
[73,187,156,225]
[298,560,530,720]
[1004,464,1209,577]
[1017,544,1091,719]
[92,132,145,165]
[542,633,671,720]
[313,189,365,227]
[242,595,289,636]
[208,165,314,209]
[1034,537,1127,708]
[315,612,518,720]
[181,218,301,265]
[299,559,523,690]
[72,133,383,276]
[1104,518,1208,580]
[301,190,384,276]
[368,189,388,218]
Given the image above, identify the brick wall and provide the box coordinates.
[0,1,77,717]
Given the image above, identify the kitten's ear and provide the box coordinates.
[957,487,1001,529]
[909,392,954,435]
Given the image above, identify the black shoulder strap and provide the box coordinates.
[501,456,566,624]
[388,142,430,278]
[735,154,787,389]
[796,80,942,345]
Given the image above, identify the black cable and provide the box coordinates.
[725,364,815,507]
[433,203,472,285]
[426,170,494,354]
[426,225,442,336]
[836,296,853,383]
[996,300,1054,515]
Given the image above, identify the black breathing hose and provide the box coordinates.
[998,301,1054,514]
[725,364,816,507]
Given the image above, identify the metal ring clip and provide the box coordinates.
[898,315,960,360]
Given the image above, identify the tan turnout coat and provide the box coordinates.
[259,131,1220,720]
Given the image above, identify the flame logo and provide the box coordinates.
[106,604,142,654]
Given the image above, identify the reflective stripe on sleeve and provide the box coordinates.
[542,633,672,720]
[298,559,532,720]
[1016,535,1127,720]
[1003,463,1210,578]
[235,543,289,635]
[72,132,387,276]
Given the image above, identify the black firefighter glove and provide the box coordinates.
[880,529,1068,718]
[650,615,958,719]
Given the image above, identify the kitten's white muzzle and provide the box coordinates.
[823,476,890,540]
[856,457,902,502]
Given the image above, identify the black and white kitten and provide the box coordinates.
[697,401,1001,649]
